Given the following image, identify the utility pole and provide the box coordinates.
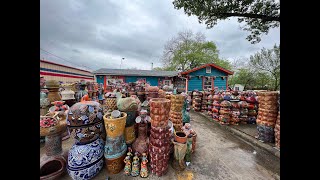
[151,62,153,70]
[120,57,125,69]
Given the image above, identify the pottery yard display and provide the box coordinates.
[60,83,75,101]
[192,91,202,112]
[40,112,68,180]
[67,100,105,180]
[169,94,184,131]
[103,112,127,174]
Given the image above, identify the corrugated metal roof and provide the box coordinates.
[92,68,178,77]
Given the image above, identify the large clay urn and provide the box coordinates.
[132,123,149,155]
[46,80,61,102]
[67,100,105,180]
[103,112,127,174]
[40,112,68,180]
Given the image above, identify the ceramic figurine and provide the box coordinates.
[135,110,151,124]
[123,150,133,176]
[140,153,148,178]
[115,92,138,112]
[181,123,195,137]
[131,152,140,177]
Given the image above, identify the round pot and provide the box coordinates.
[174,131,187,144]
[103,112,127,138]
[40,113,67,137]
[105,150,126,174]
[67,138,104,179]
[40,156,66,180]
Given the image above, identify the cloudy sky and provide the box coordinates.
[40,0,280,71]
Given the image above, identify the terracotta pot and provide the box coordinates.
[103,112,127,138]
[132,123,149,155]
[105,150,126,174]
[174,131,187,144]
[40,113,67,137]
[124,124,136,144]
[67,138,104,179]
[40,156,66,180]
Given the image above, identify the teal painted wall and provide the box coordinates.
[96,75,104,85]
[187,66,228,91]
[125,76,160,86]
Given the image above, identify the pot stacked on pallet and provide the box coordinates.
[219,100,231,125]
[230,94,240,125]
[192,91,202,112]
[149,98,171,176]
[212,92,223,121]
[201,91,210,112]
[103,111,127,174]
[256,91,279,143]
[246,91,258,124]
[67,101,105,180]
[239,92,249,124]
[169,95,184,131]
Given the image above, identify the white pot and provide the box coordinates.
[60,84,75,100]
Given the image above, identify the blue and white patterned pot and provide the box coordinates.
[67,138,104,180]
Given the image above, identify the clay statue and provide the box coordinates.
[123,150,133,176]
[140,153,148,178]
[131,152,140,177]
[115,92,138,112]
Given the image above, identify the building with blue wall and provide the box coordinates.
[180,63,234,91]
[92,68,178,92]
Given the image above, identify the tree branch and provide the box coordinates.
[219,12,280,22]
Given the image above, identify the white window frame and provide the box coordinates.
[206,66,211,73]
[203,77,212,90]
[163,80,171,86]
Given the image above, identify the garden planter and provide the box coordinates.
[174,131,187,144]
[103,112,127,138]
[124,124,136,144]
[132,123,149,155]
[105,150,126,174]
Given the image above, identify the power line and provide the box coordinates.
[40,48,92,71]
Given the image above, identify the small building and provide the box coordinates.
[92,69,178,91]
[180,63,234,91]
[40,59,95,83]
[233,84,244,91]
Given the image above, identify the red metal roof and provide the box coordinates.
[180,63,234,75]
[40,59,92,73]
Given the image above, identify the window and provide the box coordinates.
[203,77,212,90]
[163,80,171,86]
[235,87,239,91]
[206,66,211,73]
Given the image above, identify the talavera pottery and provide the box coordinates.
[68,101,105,144]
[67,138,104,180]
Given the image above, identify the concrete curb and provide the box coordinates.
[197,111,280,159]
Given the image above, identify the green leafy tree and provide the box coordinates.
[229,68,255,89]
[172,0,280,44]
[161,30,231,71]
[249,44,280,90]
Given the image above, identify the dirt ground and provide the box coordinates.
[40,111,280,180]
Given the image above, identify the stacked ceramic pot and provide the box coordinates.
[103,111,127,174]
[136,83,146,103]
[212,91,223,122]
[219,100,231,125]
[230,92,240,125]
[275,111,280,149]
[207,89,214,116]
[128,82,137,96]
[192,90,202,112]
[169,94,184,131]
[46,80,62,103]
[239,92,249,124]
[60,83,76,107]
[149,98,171,176]
[67,100,105,179]
[201,91,209,112]
[40,112,68,180]
[246,91,258,124]
[146,86,159,101]
[256,91,279,143]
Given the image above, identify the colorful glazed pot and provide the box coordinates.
[67,138,104,180]
[105,150,126,174]
[124,124,136,144]
[68,101,105,144]
[104,135,127,160]
[103,112,127,139]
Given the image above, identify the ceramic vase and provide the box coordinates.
[132,123,149,155]
[46,80,61,102]
[149,98,171,128]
